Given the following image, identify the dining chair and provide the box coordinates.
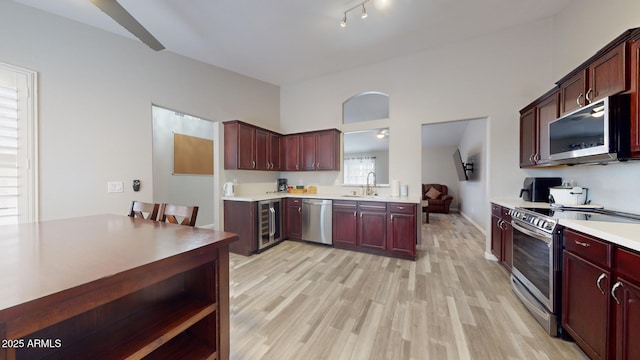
[158,203,199,227]
[128,201,160,221]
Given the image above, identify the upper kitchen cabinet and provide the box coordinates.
[224,120,281,170]
[559,43,628,116]
[285,129,341,171]
[631,40,640,157]
[519,88,559,168]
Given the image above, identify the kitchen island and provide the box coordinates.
[0,214,238,360]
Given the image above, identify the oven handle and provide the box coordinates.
[512,221,552,245]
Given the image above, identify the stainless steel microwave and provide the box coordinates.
[548,94,631,164]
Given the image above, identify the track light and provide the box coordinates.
[340,0,371,28]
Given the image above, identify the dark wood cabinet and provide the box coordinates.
[490,203,512,270]
[332,201,358,247]
[284,198,302,240]
[519,107,537,167]
[224,120,281,171]
[358,202,387,251]
[387,203,417,259]
[561,228,640,360]
[333,201,416,260]
[559,44,628,116]
[285,129,341,171]
[562,250,611,360]
[631,40,640,158]
[519,89,558,168]
[223,200,257,256]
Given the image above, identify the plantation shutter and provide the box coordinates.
[0,85,19,225]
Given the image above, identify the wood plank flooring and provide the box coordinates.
[229,213,588,359]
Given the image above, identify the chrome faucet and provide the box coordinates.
[366,171,376,196]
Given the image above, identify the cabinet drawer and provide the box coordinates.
[616,247,640,283]
[287,198,301,205]
[333,200,357,209]
[491,203,502,217]
[563,228,612,268]
[389,203,415,215]
[358,202,387,212]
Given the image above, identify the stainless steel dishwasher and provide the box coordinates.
[302,199,332,245]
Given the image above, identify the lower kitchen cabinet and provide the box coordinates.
[284,198,302,240]
[223,200,257,256]
[491,203,512,270]
[562,228,640,360]
[333,201,416,260]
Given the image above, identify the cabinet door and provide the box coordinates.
[238,123,256,169]
[358,204,387,251]
[285,198,302,239]
[536,92,559,165]
[300,133,317,170]
[589,43,627,103]
[502,221,513,271]
[315,130,338,170]
[560,70,587,116]
[388,213,416,258]
[613,278,640,360]
[224,201,257,256]
[332,202,358,247]
[254,128,269,170]
[284,135,301,171]
[631,40,640,157]
[562,250,611,360]
[519,108,537,167]
[490,215,503,259]
[269,133,282,170]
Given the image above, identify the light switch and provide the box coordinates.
[107,181,124,193]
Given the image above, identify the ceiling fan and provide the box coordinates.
[90,0,165,51]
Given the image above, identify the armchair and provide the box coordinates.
[422,184,454,214]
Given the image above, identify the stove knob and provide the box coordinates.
[540,220,546,228]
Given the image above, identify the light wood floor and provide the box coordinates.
[229,213,588,359]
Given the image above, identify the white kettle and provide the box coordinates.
[223,182,235,197]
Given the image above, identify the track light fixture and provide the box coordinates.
[340,0,370,28]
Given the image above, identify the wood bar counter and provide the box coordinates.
[0,214,238,360]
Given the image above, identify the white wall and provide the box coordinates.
[0,2,280,221]
[281,19,555,233]
[457,119,487,231]
[421,145,460,210]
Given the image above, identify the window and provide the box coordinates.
[0,63,37,224]
[343,156,376,185]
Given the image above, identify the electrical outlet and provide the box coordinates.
[107,181,124,193]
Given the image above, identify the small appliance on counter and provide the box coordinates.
[548,186,588,206]
[223,181,235,197]
[519,177,562,202]
[277,178,288,192]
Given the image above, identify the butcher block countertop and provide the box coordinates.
[492,198,640,253]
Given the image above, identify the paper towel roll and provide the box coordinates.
[391,179,400,197]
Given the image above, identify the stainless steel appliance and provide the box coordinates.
[509,207,563,336]
[509,205,640,337]
[258,199,283,251]
[549,94,631,164]
[302,199,332,245]
[519,177,562,202]
[277,178,288,192]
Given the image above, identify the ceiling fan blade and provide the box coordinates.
[90,0,165,51]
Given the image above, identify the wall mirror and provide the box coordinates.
[343,129,389,185]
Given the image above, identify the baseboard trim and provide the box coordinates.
[484,251,499,261]
[459,211,486,236]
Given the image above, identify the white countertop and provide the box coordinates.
[223,192,421,204]
[491,198,640,253]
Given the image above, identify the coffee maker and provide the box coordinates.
[277,178,288,192]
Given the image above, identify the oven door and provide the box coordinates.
[511,221,556,312]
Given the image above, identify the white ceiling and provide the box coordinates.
[12,0,572,85]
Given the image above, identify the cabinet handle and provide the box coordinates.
[576,93,584,107]
[316,162,320,169]
[575,240,590,247]
[298,207,301,214]
[534,153,540,162]
[596,273,606,295]
[398,206,404,210]
[585,88,593,104]
[354,212,357,217]
[611,281,623,305]
[390,214,394,220]
[252,160,256,168]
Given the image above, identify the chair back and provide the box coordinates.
[158,203,199,227]
[423,184,448,196]
[128,201,160,221]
